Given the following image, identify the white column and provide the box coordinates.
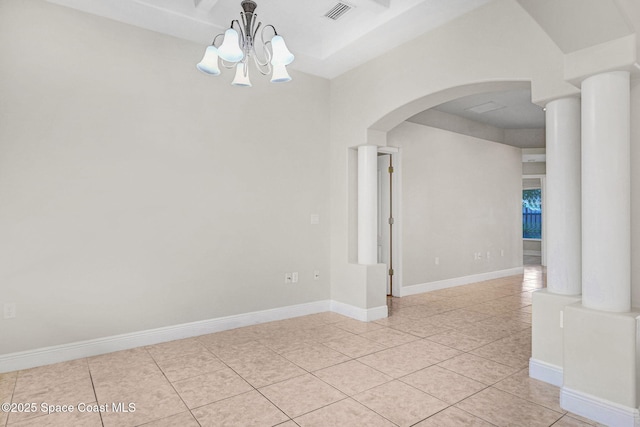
[546,97,581,295]
[358,145,378,264]
[581,71,631,312]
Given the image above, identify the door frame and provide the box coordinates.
[522,174,546,266]
[378,146,402,297]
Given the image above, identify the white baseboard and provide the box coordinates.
[0,299,389,373]
[330,300,388,322]
[560,387,640,427]
[529,358,563,387]
[1,300,333,373]
[400,267,525,297]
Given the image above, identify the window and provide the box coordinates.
[522,189,541,239]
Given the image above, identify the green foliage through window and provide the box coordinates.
[523,189,541,239]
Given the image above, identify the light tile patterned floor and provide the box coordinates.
[0,266,606,426]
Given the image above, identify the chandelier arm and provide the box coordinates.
[246,15,271,66]
[262,24,278,37]
[253,21,262,41]
[251,23,271,66]
[256,25,275,66]
[253,45,270,67]
[252,55,272,75]
[230,19,241,31]
[230,19,245,43]
[239,12,247,35]
[211,33,225,47]
[220,59,238,69]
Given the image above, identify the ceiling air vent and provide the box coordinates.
[465,101,505,114]
[324,2,353,20]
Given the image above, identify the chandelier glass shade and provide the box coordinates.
[197,0,294,86]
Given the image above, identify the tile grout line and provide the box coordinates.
[150,351,195,426]
[165,345,258,426]
[4,374,18,427]
[86,364,105,427]
[452,404,500,427]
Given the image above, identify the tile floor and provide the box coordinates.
[0,266,605,427]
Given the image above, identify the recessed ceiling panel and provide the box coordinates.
[434,89,545,129]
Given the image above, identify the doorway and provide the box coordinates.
[377,147,400,297]
[522,176,545,266]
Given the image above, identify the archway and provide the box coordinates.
[358,80,535,303]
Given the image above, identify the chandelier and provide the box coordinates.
[197,0,295,86]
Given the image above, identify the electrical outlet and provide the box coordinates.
[313,270,320,280]
[435,257,439,265]
[486,251,490,260]
[285,273,293,284]
[501,249,505,257]
[4,303,16,319]
[292,272,299,283]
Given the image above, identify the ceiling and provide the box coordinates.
[408,88,547,149]
[46,0,492,79]
[434,89,545,129]
[516,0,634,53]
[45,0,637,135]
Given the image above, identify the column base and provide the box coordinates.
[530,289,581,385]
[561,302,640,426]
[561,387,640,427]
[529,357,563,387]
[331,263,388,321]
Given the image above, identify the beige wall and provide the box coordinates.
[389,122,522,287]
[0,0,331,354]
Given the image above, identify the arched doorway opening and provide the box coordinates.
[359,80,537,302]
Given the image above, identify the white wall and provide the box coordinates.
[0,0,331,354]
[523,240,542,254]
[504,128,546,148]
[407,109,506,144]
[631,77,640,308]
[523,162,546,175]
[388,122,522,287]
